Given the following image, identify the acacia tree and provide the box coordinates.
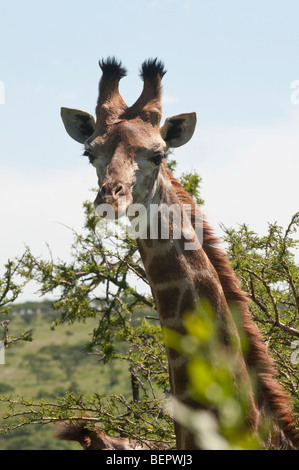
[0,164,298,448]
[1,163,201,448]
[0,258,32,349]
[222,214,299,415]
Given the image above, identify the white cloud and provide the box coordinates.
[183,0,192,16]
[0,165,95,273]
[59,90,78,100]
[147,1,158,8]
[162,94,179,104]
[177,110,299,238]
[147,0,192,15]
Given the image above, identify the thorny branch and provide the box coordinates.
[1,320,32,348]
[243,267,299,337]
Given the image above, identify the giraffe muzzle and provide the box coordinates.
[94,181,133,218]
[100,183,125,201]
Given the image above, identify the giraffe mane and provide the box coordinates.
[166,166,299,449]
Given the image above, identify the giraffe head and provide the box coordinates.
[61,58,196,218]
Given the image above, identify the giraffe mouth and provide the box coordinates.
[94,193,133,220]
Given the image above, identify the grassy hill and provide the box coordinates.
[0,301,132,450]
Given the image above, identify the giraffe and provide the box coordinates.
[56,414,167,450]
[61,57,299,450]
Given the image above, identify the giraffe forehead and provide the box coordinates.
[89,119,165,157]
[114,120,165,153]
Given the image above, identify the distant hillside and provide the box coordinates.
[0,300,131,450]
[10,299,54,316]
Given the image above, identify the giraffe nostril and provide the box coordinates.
[100,183,124,199]
[113,184,124,197]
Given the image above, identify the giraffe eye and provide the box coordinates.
[83,150,95,164]
[150,153,164,166]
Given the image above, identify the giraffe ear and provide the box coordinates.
[61,107,96,144]
[160,113,197,148]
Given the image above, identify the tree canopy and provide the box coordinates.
[0,162,298,449]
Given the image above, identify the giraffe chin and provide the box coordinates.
[94,198,132,220]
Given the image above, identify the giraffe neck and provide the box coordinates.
[135,165,258,449]
[137,164,233,336]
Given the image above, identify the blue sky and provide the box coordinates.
[0,0,299,298]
